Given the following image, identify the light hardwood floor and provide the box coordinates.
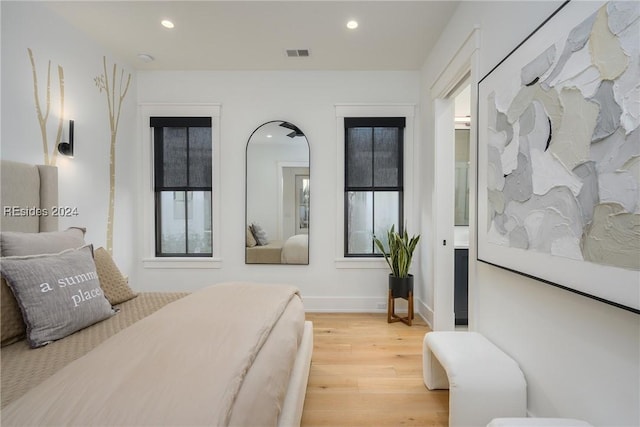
[300,313,449,427]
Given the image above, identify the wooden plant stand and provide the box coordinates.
[387,289,414,326]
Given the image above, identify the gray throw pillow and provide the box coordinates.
[1,245,115,348]
[250,223,269,246]
[0,227,86,346]
[0,227,86,257]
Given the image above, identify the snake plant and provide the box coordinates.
[373,225,420,278]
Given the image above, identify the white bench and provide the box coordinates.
[423,331,527,427]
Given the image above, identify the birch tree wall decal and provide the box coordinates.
[94,56,131,255]
[28,48,65,166]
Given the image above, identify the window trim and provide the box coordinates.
[140,104,222,269]
[334,104,416,269]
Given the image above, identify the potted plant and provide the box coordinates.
[373,225,420,299]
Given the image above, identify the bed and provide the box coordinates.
[281,234,308,264]
[246,240,286,264]
[246,235,309,264]
[0,160,313,426]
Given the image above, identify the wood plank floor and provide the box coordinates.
[301,313,449,427]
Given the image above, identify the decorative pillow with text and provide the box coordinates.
[0,227,87,346]
[0,245,115,348]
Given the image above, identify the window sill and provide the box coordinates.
[142,257,223,269]
[334,258,389,269]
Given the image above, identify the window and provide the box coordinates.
[344,117,405,256]
[151,117,212,257]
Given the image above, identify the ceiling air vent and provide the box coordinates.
[286,49,310,58]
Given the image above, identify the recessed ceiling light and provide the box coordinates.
[266,134,273,138]
[161,19,175,29]
[346,20,358,30]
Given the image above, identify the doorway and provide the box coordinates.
[431,77,468,331]
[454,84,470,327]
[280,165,309,240]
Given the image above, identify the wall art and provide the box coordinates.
[28,48,65,166]
[95,57,131,255]
[477,1,640,313]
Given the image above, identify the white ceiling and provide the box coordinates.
[44,1,460,71]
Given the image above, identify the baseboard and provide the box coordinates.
[303,296,388,313]
[303,295,433,329]
[416,299,434,329]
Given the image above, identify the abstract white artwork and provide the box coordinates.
[477,1,640,313]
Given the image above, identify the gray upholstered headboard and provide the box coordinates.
[0,160,58,233]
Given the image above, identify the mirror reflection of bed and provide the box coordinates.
[246,121,309,264]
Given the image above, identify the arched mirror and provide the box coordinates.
[246,121,309,264]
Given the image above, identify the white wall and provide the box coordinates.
[1,2,138,280]
[137,70,420,310]
[420,1,640,425]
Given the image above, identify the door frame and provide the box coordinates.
[430,27,480,331]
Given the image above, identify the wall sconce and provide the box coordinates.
[58,120,74,157]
